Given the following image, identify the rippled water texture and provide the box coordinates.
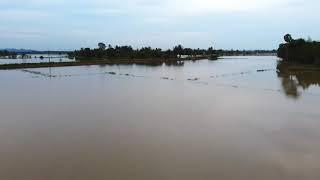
[0,56,319,180]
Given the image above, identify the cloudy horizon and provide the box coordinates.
[0,0,319,50]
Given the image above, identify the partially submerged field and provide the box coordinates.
[0,56,215,70]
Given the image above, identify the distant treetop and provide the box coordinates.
[284,34,294,43]
[98,43,106,50]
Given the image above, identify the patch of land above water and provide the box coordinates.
[277,34,320,64]
[0,58,197,70]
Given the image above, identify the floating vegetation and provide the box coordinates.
[187,78,200,81]
[160,77,175,81]
[22,70,54,78]
[257,69,273,72]
[210,71,252,78]
[210,69,275,79]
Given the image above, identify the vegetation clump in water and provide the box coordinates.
[68,43,219,62]
[277,34,320,64]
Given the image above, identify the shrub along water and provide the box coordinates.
[68,44,218,60]
[277,34,320,64]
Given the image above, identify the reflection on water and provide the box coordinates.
[164,60,185,66]
[277,61,320,99]
[0,56,320,179]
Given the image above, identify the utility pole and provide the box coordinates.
[48,50,52,78]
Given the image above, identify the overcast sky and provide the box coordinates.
[0,0,319,50]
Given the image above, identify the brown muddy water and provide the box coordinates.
[0,56,320,180]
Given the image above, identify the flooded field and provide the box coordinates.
[0,54,74,65]
[0,56,320,180]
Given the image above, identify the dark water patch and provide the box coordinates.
[161,77,170,80]
[107,72,117,75]
[277,61,320,99]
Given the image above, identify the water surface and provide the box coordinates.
[0,54,74,65]
[0,56,320,180]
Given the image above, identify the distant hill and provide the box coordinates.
[1,48,70,54]
[3,49,40,54]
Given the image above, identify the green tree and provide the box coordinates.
[173,45,184,58]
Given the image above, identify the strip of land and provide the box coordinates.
[0,57,210,70]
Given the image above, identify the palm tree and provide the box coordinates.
[284,34,293,43]
[173,45,183,58]
[98,42,106,50]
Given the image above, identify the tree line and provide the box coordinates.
[68,44,217,59]
[0,50,17,57]
[69,43,276,60]
[277,34,320,64]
